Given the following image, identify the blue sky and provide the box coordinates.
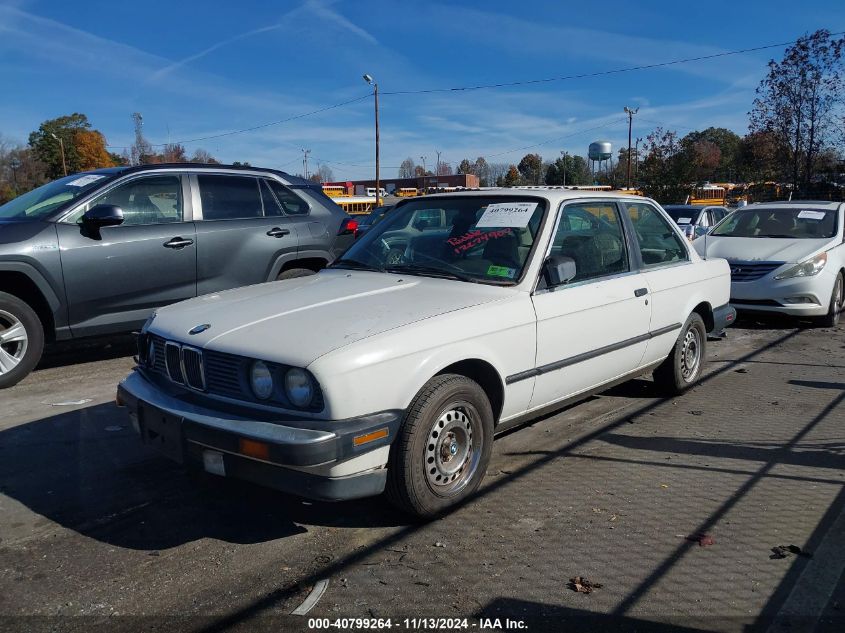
[1,0,843,180]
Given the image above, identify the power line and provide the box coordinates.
[381,32,845,96]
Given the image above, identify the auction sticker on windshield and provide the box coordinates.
[476,202,538,228]
[677,217,692,224]
[797,210,827,220]
[67,174,106,188]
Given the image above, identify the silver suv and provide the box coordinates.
[0,163,354,388]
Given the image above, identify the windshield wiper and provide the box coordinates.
[330,258,384,272]
[384,264,477,283]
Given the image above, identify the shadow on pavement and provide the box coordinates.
[35,334,137,370]
[0,402,406,551]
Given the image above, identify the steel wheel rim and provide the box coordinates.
[680,327,701,381]
[424,404,481,496]
[0,309,28,375]
[835,278,844,314]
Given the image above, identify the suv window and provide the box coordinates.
[550,202,629,283]
[265,179,309,216]
[626,202,689,267]
[198,175,263,220]
[74,175,183,226]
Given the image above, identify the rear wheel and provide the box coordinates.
[816,273,843,328]
[386,374,493,518]
[653,312,706,396]
[276,267,315,281]
[0,291,45,389]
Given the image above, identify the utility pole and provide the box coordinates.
[363,74,380,202]
[623,106,639,189]
[50,133,67,176]
[420,155,427,194]
[301,148,311,179]
[635,137,642,183]
[560,150,568,187]
[435,150,442,183]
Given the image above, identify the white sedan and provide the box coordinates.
[118,190,733,517]
[693,201,844,327]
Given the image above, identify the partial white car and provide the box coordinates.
[118,189,734,517]
[693,201,844,327]
[662,204,730,241]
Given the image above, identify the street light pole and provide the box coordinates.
[364,74,380,204]
[9,158,21,195]
[623,106,638,189]
[51,133,67,177]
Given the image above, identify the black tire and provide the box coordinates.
[816,273,843,328]
[0,291,45,389]
[653,312,707,396]
[386,374,494,518]
[276,267,315,281]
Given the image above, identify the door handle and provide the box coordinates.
[634,287,649,297]
[266,227,290,238]
[164,237,194,249]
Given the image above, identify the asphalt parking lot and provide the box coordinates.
[1,318,843,632]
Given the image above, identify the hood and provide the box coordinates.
[0,220,56,256]
[150,269,511,367]
[693,235,834,263]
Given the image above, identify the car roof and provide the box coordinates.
[747,200,842,209]
[73,163,307,184]
[421,187,653,204]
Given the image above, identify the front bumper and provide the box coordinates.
[117,370,402,501]
[730,272,835,317]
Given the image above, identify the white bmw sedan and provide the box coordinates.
[693,201,844,326]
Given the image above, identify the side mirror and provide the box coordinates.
[543,256,577,287]
[82,205,125,229]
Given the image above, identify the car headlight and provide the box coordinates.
[285,368,315,408]
[147,338,156,368]
[774,252,827,280]
[250,361,274,400]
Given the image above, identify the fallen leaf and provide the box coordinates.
[569,576,603,594]
[685,533,715,547]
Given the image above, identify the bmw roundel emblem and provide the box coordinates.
[189,323,211,335]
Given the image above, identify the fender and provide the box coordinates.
[267,248,333,279]
[0,260,66,326]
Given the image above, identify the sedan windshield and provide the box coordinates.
[711,207,838,239]
[332,196,545,284]
[0,173,112,221]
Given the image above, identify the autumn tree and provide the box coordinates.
[544,154,591,186]
[436,161,453,176]
[29,113,109,178]
[517,153,542,184]
[457,158,474,175]
[398,157,415,178]
[190,148,219,164]
[680,127,742,181]
[160,143,188,163]
[502,165,520,187]
[749,29,845,192]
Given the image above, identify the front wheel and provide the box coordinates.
[816,273,843,328]
[653,312,707,396]
[0,291,45,389]
[386,374,494,518]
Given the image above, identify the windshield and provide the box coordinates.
[332,196,546,284]
[0,173,112,221]
[711,207,838,239]
[663,206,700,225]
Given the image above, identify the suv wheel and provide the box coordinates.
[276,267,315,281]
[0,291,45,389]
[386,374,494,518]
[653,312,707,396]
[816,273,843,328]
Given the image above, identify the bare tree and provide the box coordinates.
[398,157,415,178]
[749,29,844,192]
[315,163,334,183]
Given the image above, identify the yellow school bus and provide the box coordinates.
[322,185,347,198]
[333,196,381,214]
[689,183,726,206]
[396,187,419,197]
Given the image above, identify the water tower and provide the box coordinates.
[588,141,612,175]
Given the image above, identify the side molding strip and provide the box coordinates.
[506,322,682,385]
